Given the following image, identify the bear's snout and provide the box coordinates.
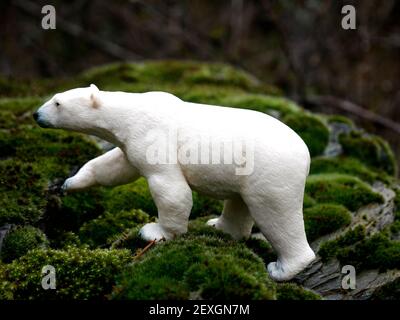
[33,110,52,128]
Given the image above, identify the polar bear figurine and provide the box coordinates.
[33,84,315,281]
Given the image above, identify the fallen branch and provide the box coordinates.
[304,95,400,135]
[134,239,157,260]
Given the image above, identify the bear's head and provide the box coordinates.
[33,84,101,132]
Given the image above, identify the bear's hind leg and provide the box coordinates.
[207,196,253,240]
[62,147,140,192]
[243,192,315,281]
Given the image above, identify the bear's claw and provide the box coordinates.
[139,223,170,242]
[206,217,219,227]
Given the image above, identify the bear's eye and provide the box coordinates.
[55,102,60,107]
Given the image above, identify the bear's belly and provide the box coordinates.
[181,164,241,200]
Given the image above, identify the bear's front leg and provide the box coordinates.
[140,172,192,241]
[62,147,140,192]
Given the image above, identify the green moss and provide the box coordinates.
[339,131,397,176]
[79,61,276,95]
[0,247,132,299]
[111,236,276,300]
[392,188,400,222]
[303,194,316,209]
[110,216,233,254]
[0,263,13,300]
[326,114,355,127]
[336,232,400,272]
[104,179,157,216]
[183,62,259,89]
[390,221,400,236]
[243,237,277,264]
[0,97,44,115]
[1,125,100,181]
[191,193,223,219]
[109,225,149,252]
[0,110,17,129]
[310,156,388,184]
[283,113,329,157]
[305,174,384,211]
[0,160,47,225]
[304,204,352,242]
[217,94,300,117]
[0,77,32,97]
[390,187,400,238]
[79,209,152,247]
[371,277,400,300]
[318,226,366,262]
[103,180,223,220]
[50,231,82,249]
[187,216,234,240]
[0,125,104,230]
[276,283,322,300]
[43,189,107,241]
[178,87,242,105]
[9,127,101,172]
[2,60,400,300]
[0,226,48,263]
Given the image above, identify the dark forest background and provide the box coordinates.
[1,0,399,166]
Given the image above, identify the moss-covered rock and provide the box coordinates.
[0,121,102,229]
[103,179,223,219]
[305,174,384,211]
[0,263,13,300]
[339,130,397,176]
[0,97,44,116]
[187,216,234,240]
[103,179,157,216]
[191,193,223,218]
[43,189,107,241]
[79,61,276,94]
[326,114,355,127]
[318,226,400,272]
[110,216,232,254]
[111,236,276,300]
[336,232,400,272]
[310,156,389,184]
[283,113,329,157]
[0,247,132,300]
[243,237,277,265]
[371,277,400,300]
[318,225,366,262]
[276,283,322,300]
[1,60,399,300]
[0,226,48,263]
[303,194,317,209]
[217,94,300,118]
[109,225,149,252]
[304,204,352,242]
[0,160,47,225]
[79,209,152,247]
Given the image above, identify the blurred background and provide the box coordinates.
[1,0,399,163]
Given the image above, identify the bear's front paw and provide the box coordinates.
[61,178,72,193]
[206,217,220,228]
[139,223,172,242]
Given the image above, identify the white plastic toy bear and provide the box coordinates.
[34,84,315,281]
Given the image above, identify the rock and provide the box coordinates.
[0,224,12,255]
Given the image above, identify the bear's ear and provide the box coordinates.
[90,84,100,108]
[90,84,99,92]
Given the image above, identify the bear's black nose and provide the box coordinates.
[33,111,39,121]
